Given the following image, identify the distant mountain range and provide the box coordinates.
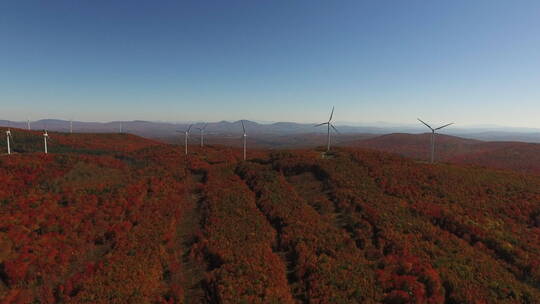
[1,119,540,143]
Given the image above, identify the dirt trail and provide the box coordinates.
[282,168,379,255]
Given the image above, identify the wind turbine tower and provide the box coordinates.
[182,124,193,155]
[43,130,49,154]
[418,118,453,164]
[241,120,247,161]
[27,119,31,130]
[70,119,73,134]
[315,106,339,152]
[5,129,12,155]
[196,123,208,148]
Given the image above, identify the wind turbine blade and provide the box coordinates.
[330,124,340,134]
[187,124,193,132]
[417,118,433,131]
[434,123,454,130]
[241,120,246,133]
[329,106,334,122]
[314,122,328,127]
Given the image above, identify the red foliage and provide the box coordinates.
[193,164,295,303]
[2,133,540,303]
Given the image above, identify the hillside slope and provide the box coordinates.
[449,142,540,174]
[350,133,479,158]
[1,134,540,303]
[0,128,163,155]
[352,133,540,175]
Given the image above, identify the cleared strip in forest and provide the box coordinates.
[193,164,296,303]
[284,171,335,215]
[268,153,450,303]
[423,207,540,291]
[271,155,386,258]
[281,167,383,257]
[238,172,307,303]
[237,162,380,303]
[422,209,540,290]
[163,170,208,303]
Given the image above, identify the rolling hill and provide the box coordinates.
[349,133,481,159]
[351,133,540,175]
[164,132,376,149]
[1,131,540,303]
[0,128,163,155]
[450,141,540,175]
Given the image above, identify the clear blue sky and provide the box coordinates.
[1,1,539,127]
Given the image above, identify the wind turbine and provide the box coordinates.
[5,129,13,155]
[43,130,49,154]
[70,119,73,134]
[418,118,453,164]
[27,119,31,130]
[315,106,339,152]
[196,123,208,148]
[241,120,247,161]
[179,124,193,155]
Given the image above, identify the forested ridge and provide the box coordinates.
[1,130,540,303]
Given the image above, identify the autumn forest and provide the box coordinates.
[1,129,540,303]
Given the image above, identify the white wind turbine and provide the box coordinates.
[70,119,73,134]
[315,106,339,152]
[43,130,49,154]
[27,118,31,130]
[196,123,208,148]
[240,120,247,161]
[418,118,453,164]
[178,124,193,155]
[5,129,13,155]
